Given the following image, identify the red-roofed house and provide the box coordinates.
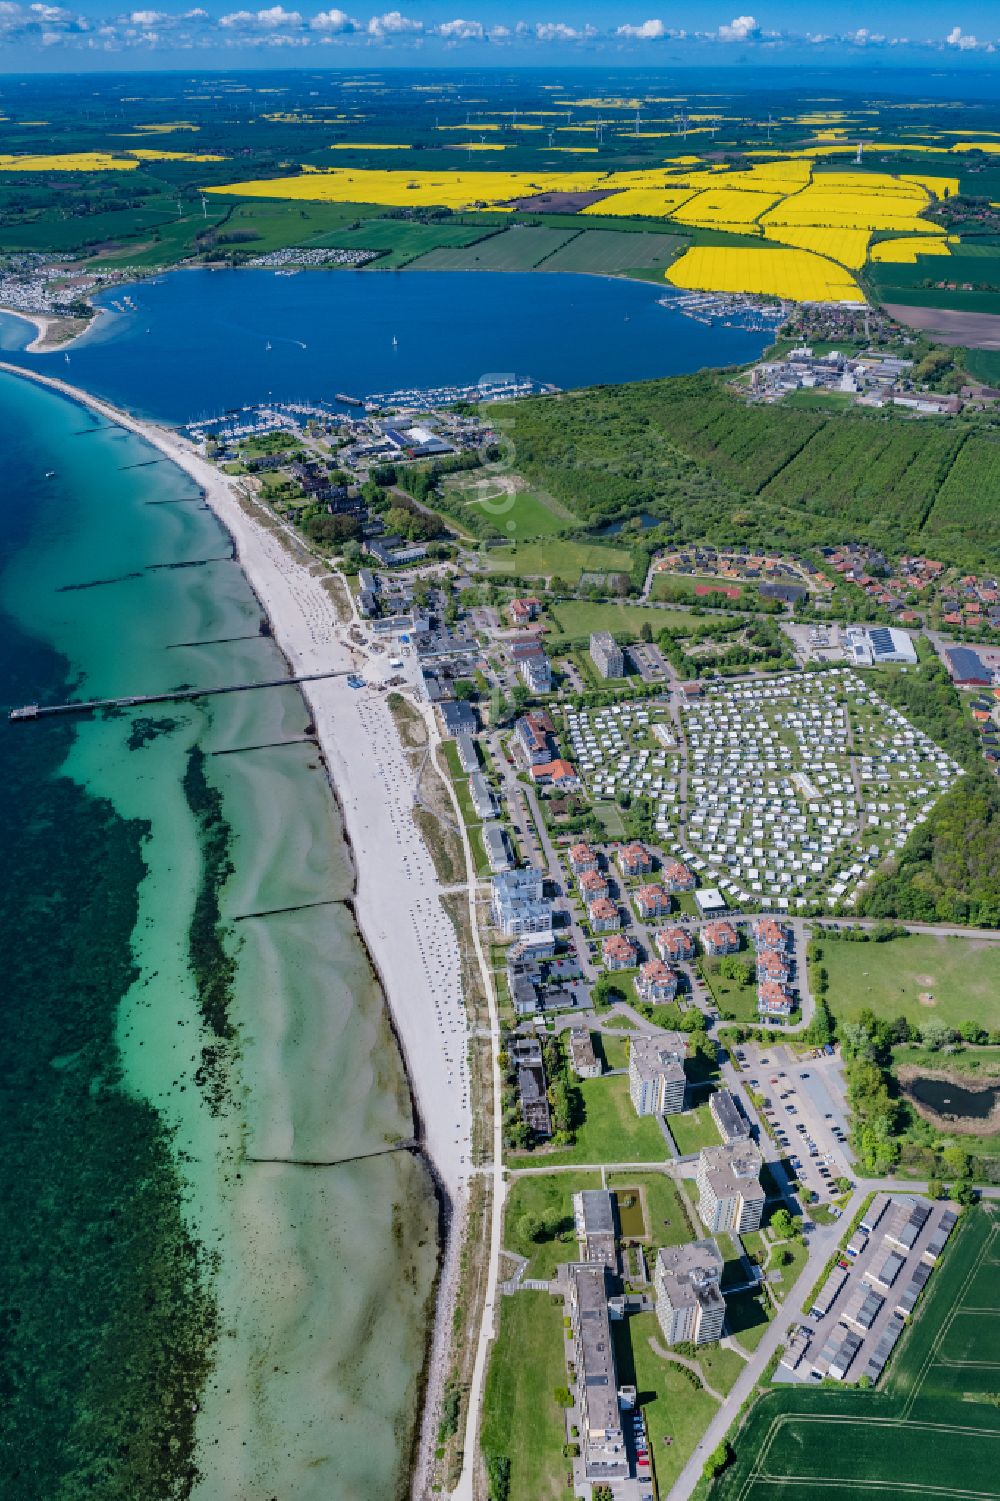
[757,950,791,984]
[579,869,610,901]
[703,921,739,956]
[661,859,696,893]
[515,711,555,766]
[509,597,541,625]
[757,981,794,1018]
[568,841,599,876]
[655,927,695,963]
[752,918,792,953]
[618,842,654,879]
[530,759,580,790]
[602,934,637,971]
[588,897,620,933]
[636,883,671,920]
[636,959,679,1003]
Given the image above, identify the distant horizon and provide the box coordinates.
[2,0,1000,77]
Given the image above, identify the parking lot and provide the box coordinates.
[738,1042,853,1199]
[781,1194,958,1385]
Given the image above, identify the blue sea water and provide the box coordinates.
[0,369,437,1500]
[1,268,775,422]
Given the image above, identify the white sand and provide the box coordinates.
[0,363,474,1495]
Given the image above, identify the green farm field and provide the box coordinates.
[710,1204,1000,1501]
[823,932,999,1029]
[546,597,693,642]
[467,488,569,539]
[481,537,633,584]
[408,224,579,271]
[537,227,686,275]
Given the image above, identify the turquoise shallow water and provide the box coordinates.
[0,370,438,1500]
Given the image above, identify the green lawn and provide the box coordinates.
[480,1291,572,1501]
[669,1101,722,1157]
[696,1340,750,1397]
[823,933,999,1030]
[622,1313,720,1495]
[724,1286,773,1351]
[466,488,569,540]
[606,1172,695,1254]
[699,956,760,1024]
[546,597,694,644]
[482,537,633,585]
[503,1171,602,1278]
[527,1073,669,1166]
[894,1043,1000,1078]
[597,1033,630,1071]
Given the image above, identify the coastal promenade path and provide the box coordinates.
[435,716,506,1501]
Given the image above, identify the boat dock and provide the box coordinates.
[8,669,350,723]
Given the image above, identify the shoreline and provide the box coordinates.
[0,304,97,354]
[0,358,474,1498]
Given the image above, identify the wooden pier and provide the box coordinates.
[8,670,349,723]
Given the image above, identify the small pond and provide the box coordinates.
[907,1075,1000,1121]
[613,1187,648,1239]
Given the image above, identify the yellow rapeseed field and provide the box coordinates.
[666,245,865,302]
[762,224,871,269]
[0,152,139,171]
[869,236,951,263]
[672,188,783,226]
[203,166,605,209]
[581,186,699,217]
[127,149,226,162]
[900,173,960,197]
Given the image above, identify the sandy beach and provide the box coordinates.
[0,360,474,1496]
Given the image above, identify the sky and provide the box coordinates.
[1,0,1000,70]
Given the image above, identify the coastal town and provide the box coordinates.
[4,47,1000,1501]
[126,375,999,1501]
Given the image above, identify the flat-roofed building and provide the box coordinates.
[628,1032,687,1116]
[867,1249,906,1292]
[566,1264,630,1482]
[573,1189,618,1269]
[569,1028,602,1080]
[654,1239,726,1347]
[859,1193,890,1235]
[590,631,624,680]
[511,1036,552,1138]
[710,1088,749,1144]
[696,1141,765,1234]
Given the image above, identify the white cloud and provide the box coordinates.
[535,20,585,39]
[435,15,483,38]
[219,3,303,25]
[616,16,668,37]
[309,5,353,26]
[717,13,758,40]
[367,8,419,34]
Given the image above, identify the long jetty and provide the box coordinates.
[8,670,349,723]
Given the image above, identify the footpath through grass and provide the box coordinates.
[709,1204,1000,1501]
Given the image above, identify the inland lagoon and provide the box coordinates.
[0,268,778,423]
[0,369,438,1500]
